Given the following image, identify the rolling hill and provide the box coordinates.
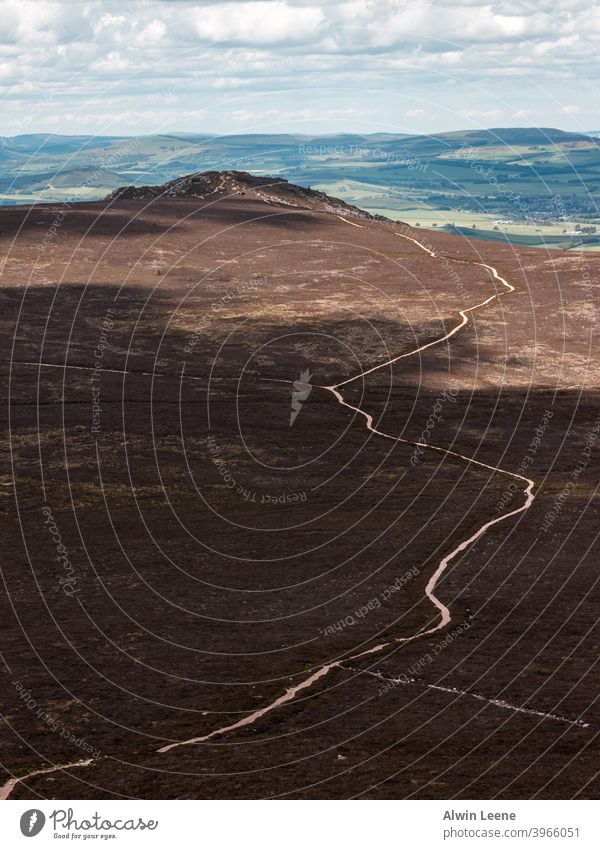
[1,173,599,798]
[0,128,598,249]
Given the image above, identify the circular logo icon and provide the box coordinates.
[20,810,46,837]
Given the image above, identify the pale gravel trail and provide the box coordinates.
[1,223,537,791]
[0,758,93,801]
[156,228,537,754]
[0,223,547,795]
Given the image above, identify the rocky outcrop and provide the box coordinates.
[106,169,388,221]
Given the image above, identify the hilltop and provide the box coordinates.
[106,169,383,220]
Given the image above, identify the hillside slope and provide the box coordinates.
[107,169,384,220]
[1,181,599,799]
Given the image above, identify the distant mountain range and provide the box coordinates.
[1,127,598,234]
[1,127,596,172]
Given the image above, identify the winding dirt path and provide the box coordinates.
[155,227,537,753]
[0,222,543,793]
[0,758,93,801]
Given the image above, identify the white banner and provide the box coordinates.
[0,800,598,848]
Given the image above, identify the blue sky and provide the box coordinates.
[1,0,598,137]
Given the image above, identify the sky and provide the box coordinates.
[1,0,599,137]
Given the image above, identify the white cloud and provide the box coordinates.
[90,51,133,74]
[461,109,503,119]
[193,2,325,46]
[94,14,127,34]
[136,19,167,46]
[0,0,596,134]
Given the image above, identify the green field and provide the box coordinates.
[1,127,599,250]
[312,195,600,252]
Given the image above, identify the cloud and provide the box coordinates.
[135,19,167,46]
[230,105,365,126]
[90,51,133,74]
[94,14,127,34]
[0,0,596,134]
[461,109,503,119]
[193,2,325,46]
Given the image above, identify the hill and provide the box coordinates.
[107,169,384,220]
[1,177,599,798]
[384,127,597,155]
[0,129,598,248]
